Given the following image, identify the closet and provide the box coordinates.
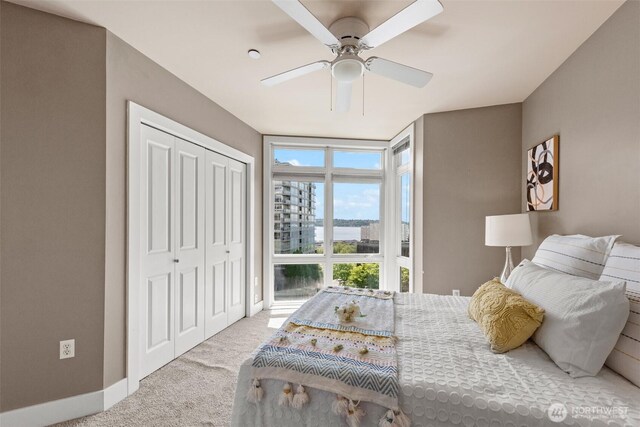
[139,124,246,378]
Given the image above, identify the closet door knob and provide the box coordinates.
[173,259,180,263]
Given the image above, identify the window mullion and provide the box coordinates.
[324,147,333,289]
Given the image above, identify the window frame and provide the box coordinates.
[385,125,415,293]
[264,136,388,307]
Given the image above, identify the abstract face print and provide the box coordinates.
[527,136,559,211]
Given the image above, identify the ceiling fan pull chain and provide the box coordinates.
[362,74,365,117]
[330,72,333,112]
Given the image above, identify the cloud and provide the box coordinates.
[332,184,381,219]
[288,159,302,166]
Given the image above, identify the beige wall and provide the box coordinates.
[521,0,640,259]
[104,33,263,386]
[418,104,523,296]
[0,2,107,411]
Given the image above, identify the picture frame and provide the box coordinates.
[526,135,559,211]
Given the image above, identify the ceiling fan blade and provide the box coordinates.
[335,80,353,113]
[366,57,433,88]
[359,0,443,50]
[262,61,331,87]
[272,0,341,49]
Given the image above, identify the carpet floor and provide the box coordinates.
[55,306,295,427]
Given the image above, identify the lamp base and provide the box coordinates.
[500,246,514,284]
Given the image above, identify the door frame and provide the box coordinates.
[127,102,260,395]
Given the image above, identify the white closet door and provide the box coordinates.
[140,125,176,378]
[174,138,206,356]
[227,158,246,324]
[139,125,247,379]
[205,151,229,338]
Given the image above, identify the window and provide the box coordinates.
[273,180,323,255]
[400,174,410,258]
[274,264,324,300]
[333,182,381,254]
[391,134,413,293]
[274,148,324,168]
[334,151,382,170]
[266,138,386,304]
[333,263,380,289]
[400,267,410,293]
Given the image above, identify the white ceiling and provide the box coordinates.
[11,0,622,139]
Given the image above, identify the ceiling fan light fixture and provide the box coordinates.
[332,58,363,82]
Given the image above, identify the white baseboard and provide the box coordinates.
[103,378,128,410]
[249,300,264,317]
[0,378,128,427]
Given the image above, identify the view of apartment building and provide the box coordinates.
[273,180,317,254]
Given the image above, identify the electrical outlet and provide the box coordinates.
[60,339,75,359]
[452,289,461,297]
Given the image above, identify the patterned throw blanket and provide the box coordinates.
[250,287,402,420]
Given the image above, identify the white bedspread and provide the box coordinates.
[231,293,640,427]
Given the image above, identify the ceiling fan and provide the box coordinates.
[262,0,444,113]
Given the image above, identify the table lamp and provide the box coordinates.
[485,213,533,283]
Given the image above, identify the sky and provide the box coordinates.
[315,183,380,221]
[274,149,381,169]
[275,149,381,220]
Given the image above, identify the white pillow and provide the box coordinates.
[598,242,640,387]
[506,259,629,377]
[531,234,619,280]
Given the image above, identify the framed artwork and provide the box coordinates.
[526,135,559,211]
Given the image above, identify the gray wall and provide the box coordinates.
[418,104,523,296]
[0,2,107,411]
[521,0,640,258]
[104,32,263,386]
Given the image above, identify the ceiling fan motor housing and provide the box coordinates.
[329,17,369,82]
[328,17,370,49]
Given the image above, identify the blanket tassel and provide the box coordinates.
[246,379,263,403]
[394,410,411,427]
[292,384,309,409]
[346,400,365,427]
[278,383,294,407]
[332,395,349,416]
[379,409,411,427]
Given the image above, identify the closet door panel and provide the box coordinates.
[205,151,230,338]
[228,159,246,324]
[174,138,206,356]
[212,261,226,315]
[147,273,172,348]
[140,125,176,378]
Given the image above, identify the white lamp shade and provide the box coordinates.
[485,213,533,247]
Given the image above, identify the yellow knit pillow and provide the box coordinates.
[468,278,545,353]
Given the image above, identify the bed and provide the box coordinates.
[231,292,640,427]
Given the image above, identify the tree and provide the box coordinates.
[332,263,352,285]
[400,267,409,292]
[347,263,379,289]
[334,242,356,254]
[283,263,321,284]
